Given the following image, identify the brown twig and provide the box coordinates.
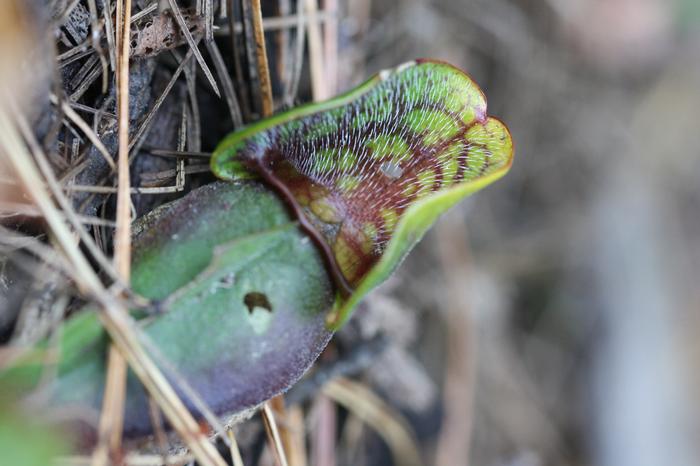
[114,0,132,297]
[86,0,109,92]
[322,378,422,466]
[92,346,128,466]
[262,402,290,466]
[147,397,170,461]
[128,49,194,153]
[149,149,211,159]
[179,52,202,151]
[166,0,221,97]
[92,1,133,463]
[251,0,274,116]
[250,5,293,458]
[205,39,244,126]
[102,0,116,68]
[0,10,225,466]
[270,395,307,466]
[50,94,116,172]
[13,107,125,288]
[287,405,308,466]
[226,428,245,466]
[1,37,227,466]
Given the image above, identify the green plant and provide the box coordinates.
[0,59,513,438]
[212,59,513,328]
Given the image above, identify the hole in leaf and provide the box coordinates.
[243,292,272,314]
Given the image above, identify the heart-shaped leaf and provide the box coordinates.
[211,59,514,328]
[2,182,333,437]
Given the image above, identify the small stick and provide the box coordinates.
[262,402,290,466]
[149,149,212,159]
[147,397,170,461]
[286,405,309,466]
[269,395,305,466]
[92,346,128,466]
[115,0,132,287]
[241,0,263,116]
[322,378,422,466]
[92,0,133,463]
[128,49,194,153]
[251,0,275,116]
[205,39,244,126]
[130,2,157,23]
[51,94,116,172]
[0,102,228,466]
[226,429,245,466]
[103,0,116,68]
[166,0,221,97]
[86,0,109,92]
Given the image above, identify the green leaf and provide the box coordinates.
[211,59,514,328]
[0,402,69,466]
[1,182,333,437]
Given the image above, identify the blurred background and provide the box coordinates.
[369,1,700,465]
[2,0,700,465]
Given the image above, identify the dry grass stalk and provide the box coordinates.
[91,0,133,463]
[0,95,227,466]
[286,405,309,466]
[262,402,290,466]
[146,396,170,459]
[251,0,274,117]
[205,38,244,126]
[322,378,422,466]
[13,111,125,289]
[166,0,221,96]
[247,1,294,462]
[226,428,246,466]
[269,395,307,466]
[92,346,128,466]
[127,48,194,153]
[2,3,373,465]
[51,95,116,172]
